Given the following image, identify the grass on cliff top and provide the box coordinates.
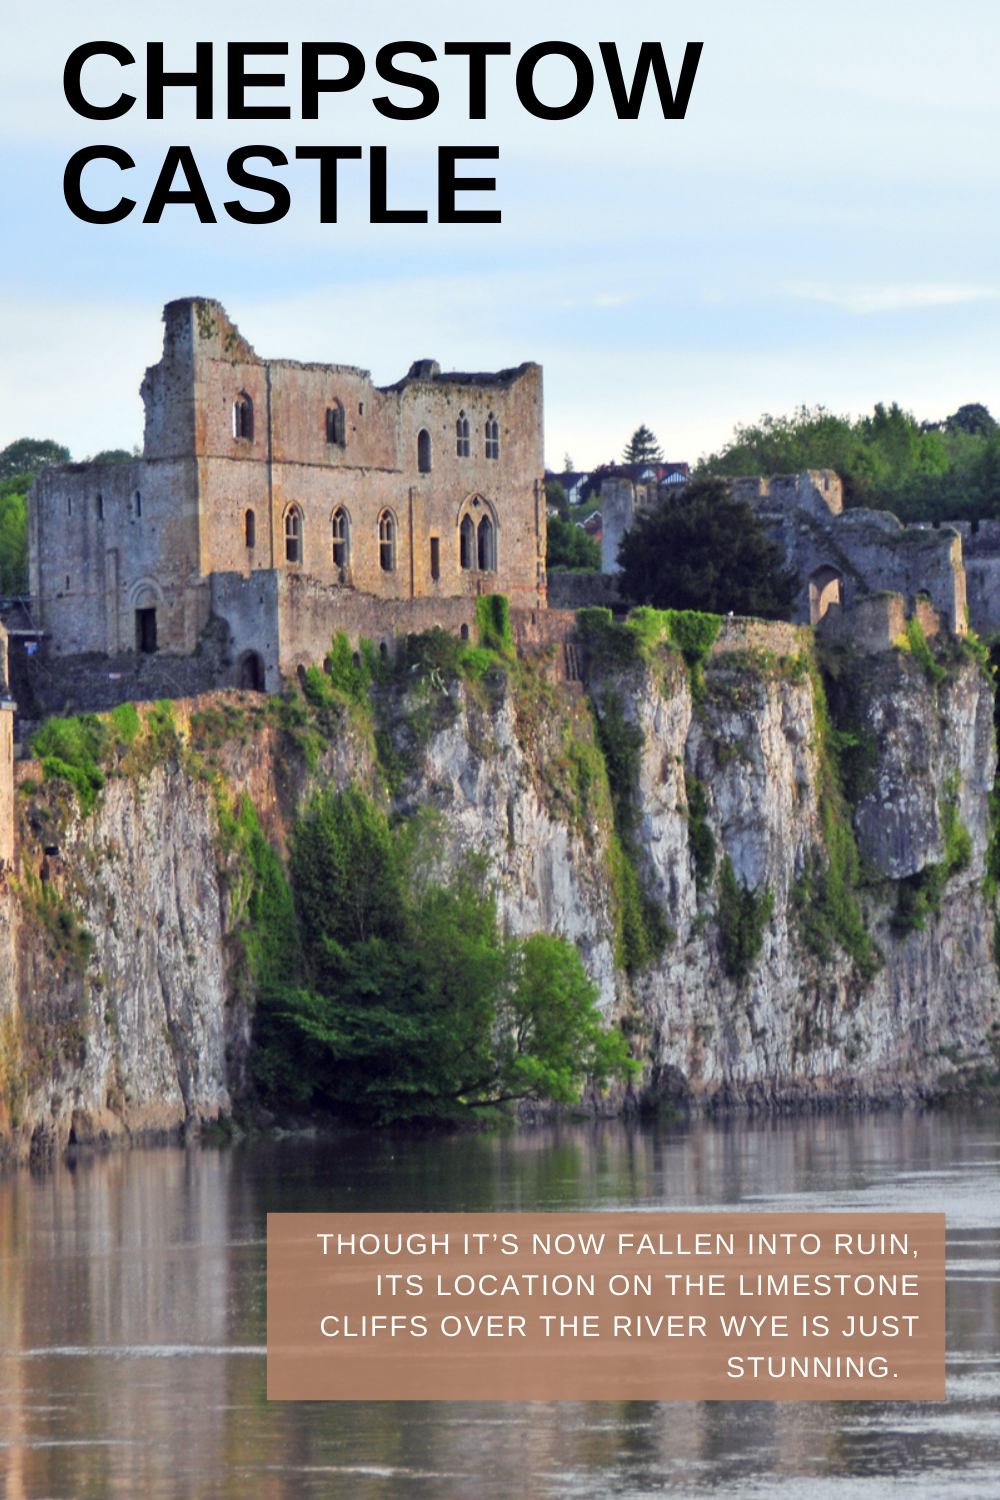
[576,606,722,694]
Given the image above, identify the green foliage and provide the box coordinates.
[546,514,601,571]
[685,775,716,889]
[498,933,635,1101]
[577,605,721,698]
[700,400,1000,523]
[38,756,105,815]
[662,609,723,665]
[623,424,664,466]
[792,664,881,979]
[0,437,70,481]
[17,873,94,973]
[901,616,947,687]
[321,631,375,703]
[892,775,972,933]
[89,448,135,465]
[591,694,674,973]
[253,788,635,1121]
[476,593,514,655]
[0,476,29,595]
[32,714,109,815]
[221,794,298,996]
[545,478,570,521]
[576,607,645,673]
[617,476,797,619]
[291,788,403,954]
[717,856,773,983]
[109,702,141,745]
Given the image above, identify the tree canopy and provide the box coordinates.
[546,514,601,571]
[623,425,664,466]
[0,438,70,482]
[253,788,635,1122]
[617,475,797,618]
[701,402,1000,522]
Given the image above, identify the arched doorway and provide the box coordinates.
[809,565,843,625]
[238,651,265,691]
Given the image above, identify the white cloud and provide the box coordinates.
[787,283,1000,316]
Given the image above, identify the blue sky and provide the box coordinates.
[2,1,999,470]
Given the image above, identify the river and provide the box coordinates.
[0,1111,997,1498]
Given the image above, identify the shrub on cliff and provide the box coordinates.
[616,476,797,618]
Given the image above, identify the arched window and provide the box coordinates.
[456,410,470,457]
[379,510,396,572]
[285,506,302,564]
[418,429,432,473]
[326,402,345,447]
[245,508,256,549]
[460,514,476,570]
[332,507,350,568]
[233,392,254,441]
[478,514,496,572]
[485,413,500,461]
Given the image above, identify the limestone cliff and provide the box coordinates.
[1,619,997,1161]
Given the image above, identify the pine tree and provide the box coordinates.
[623,425,664,466]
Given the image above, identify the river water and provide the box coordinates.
[0,1111,997,1499]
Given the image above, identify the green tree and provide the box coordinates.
[90,447,137,465]
[623,425,664,466]
[943,403,996,436]
[617,475,797,618]
[0,478,29,594]
[0,438,70,481]
[698,401,987,519]
[546,514,601,571]
[254,789,635,1121]
[545,478,571,521]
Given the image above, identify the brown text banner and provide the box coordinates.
[267,1212,945,1400]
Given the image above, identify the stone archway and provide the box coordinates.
[238,650,266,691]
[809,564,843,625]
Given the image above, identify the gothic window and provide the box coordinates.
[379,510,396,572]
[456,410,470,457]
[418,428,432,473]
[478,514,496,572]
[233,392,254,441]
[332,507,350,568]
[326,402,345,446]
[245,509,255,548]
[285,506,302,564]
[460,514,476,570]
[485,413,500,461]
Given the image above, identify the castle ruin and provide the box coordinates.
[28,299,547,693]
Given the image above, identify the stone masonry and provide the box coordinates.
[28,299,547,692]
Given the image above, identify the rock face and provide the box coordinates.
[1,629,997,1162]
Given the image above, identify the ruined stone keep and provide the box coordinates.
[28,299,547,691]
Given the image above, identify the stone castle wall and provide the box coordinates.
[28,298,547,672]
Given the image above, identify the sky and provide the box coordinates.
[2,0,999,471]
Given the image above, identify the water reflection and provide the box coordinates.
[0,1112,997,1499]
